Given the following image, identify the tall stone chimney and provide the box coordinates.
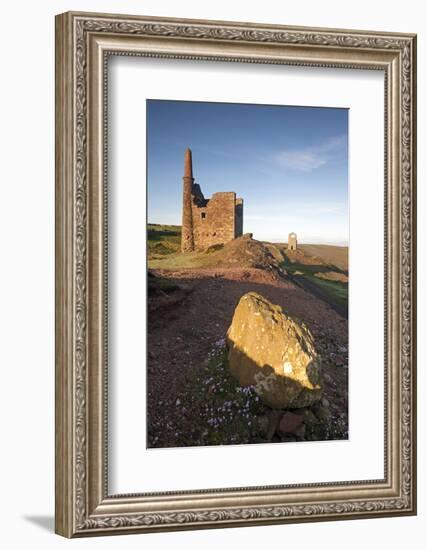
[181,147,195,252]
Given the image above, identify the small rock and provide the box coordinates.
[302,409,319,425]
[294,423,306,438]
[254,415,269,438]
[267,410,282,440]
[334,355,345,367]
[323,373,333,384]
[175,398,181,406]
[313,404,332,423]
[278,411,304,435]
[292,407,308,416]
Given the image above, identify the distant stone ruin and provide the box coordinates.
[181,148,244,252]
[288,232,297,251]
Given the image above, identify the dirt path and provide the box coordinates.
[147,267,348,448]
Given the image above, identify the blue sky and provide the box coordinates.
[147,100,348,245]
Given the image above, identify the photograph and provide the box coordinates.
[147,99,349,449]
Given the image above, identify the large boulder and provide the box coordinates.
[226,292,322,409]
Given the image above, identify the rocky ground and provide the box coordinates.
[147,266,348,448]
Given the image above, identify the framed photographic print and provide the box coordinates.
[55,11,417,537]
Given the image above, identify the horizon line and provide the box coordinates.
[147,222,348,247]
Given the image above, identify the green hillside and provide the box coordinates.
[147,224,181,259]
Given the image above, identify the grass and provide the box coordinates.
[147,224,181,258]
[190,342,348,446]
[149,249,221,269]
[306,274,348,304]
[147,223,223,269]
[298,244,348,272]
[283,256,348,311]
[192,342,266,446]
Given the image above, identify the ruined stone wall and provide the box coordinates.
[235,198,243,237]
[180,148,244,252]
[192,192,237,250]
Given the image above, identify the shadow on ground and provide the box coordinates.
[23,515,54,532]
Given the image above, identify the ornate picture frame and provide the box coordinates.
[55,11,417,537]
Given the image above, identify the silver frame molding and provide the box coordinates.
[55,11,417,537]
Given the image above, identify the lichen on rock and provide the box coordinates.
[226,291,322,409]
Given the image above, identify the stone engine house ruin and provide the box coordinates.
[181,148,243,252]
[288,232,297,251]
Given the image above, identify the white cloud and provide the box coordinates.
[275,135,346,172]
[276,151,326,171]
